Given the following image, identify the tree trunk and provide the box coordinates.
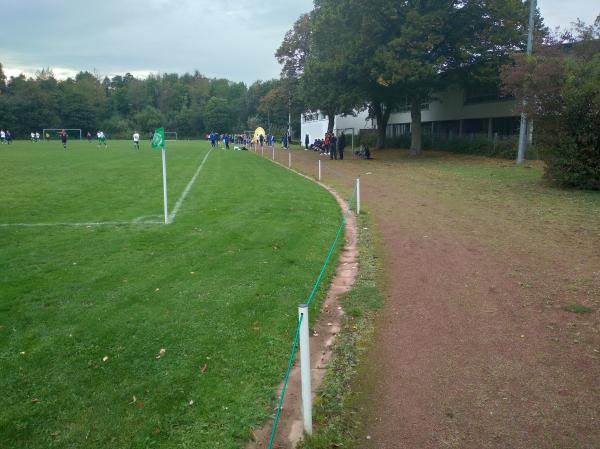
[372,100,392,149]
[326,111,335,134]
[410,98,422,155]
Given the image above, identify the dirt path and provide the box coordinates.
[267,147,600,449]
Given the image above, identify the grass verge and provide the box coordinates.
[300,210,385,449]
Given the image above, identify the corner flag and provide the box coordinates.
[151,127,169,224]
[151,127,165,150]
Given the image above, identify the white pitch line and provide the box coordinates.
[1,149,213,228]
[0,221,162,228]
[167,148,213,223]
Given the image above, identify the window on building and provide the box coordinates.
[464,84,513,105]
[393,98,429,113]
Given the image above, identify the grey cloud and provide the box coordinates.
[0,0,314,83]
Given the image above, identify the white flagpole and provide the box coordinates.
[161,146,168,224]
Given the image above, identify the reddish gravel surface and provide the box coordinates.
[266,146,600,449]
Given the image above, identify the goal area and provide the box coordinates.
[43,129,83,140]
[164,131,178,141]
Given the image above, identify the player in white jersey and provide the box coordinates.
[31,132,35,142]
[133,132,140,150]
[0,130,6,144]
[97,131,107,148]
[35,132,40,142]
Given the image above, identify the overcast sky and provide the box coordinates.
[0,0,598,84]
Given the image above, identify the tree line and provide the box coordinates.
[0,65,299,139]
[276,0,542,153]
[275,1,598,188]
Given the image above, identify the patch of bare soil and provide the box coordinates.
[257,147,599,449]
[355,151,600,449]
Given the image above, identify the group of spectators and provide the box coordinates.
[206,132,292,150]
[305,131,347,160]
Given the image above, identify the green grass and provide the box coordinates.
[562,304,594,314]
[0,140,341,448]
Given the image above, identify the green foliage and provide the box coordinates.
[541,53,600,189]
[0,67,292,138]
[286,0,531,150]
[203,97,232,132]
[502,21,600,189]
[431,136,522,159]
[562,304,593,314]
[133,106,164,135]
[356,129,378,147]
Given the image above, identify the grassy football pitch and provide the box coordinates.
[0,139,341,448]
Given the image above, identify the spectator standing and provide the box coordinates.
[330,134,338,160]
[282,133,289,149]
[338,132,346,160]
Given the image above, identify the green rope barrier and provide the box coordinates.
[261,150,359,447]
[306,183,357,307]
[267,313,304,449]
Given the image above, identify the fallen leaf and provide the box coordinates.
[189,400,194,406]
[159,348,166,355]
[129,395,137,405]
[31,398,41,404]
[102,356,109,362]
[155,288,160,292]
[200,364,207,374]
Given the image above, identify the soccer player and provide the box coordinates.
[97,131,107,148]
[133,131,140,149]
[0,129,6,144]
[35,132,40,142]
[30,131,35,142]
[59,129,68,149]
[45,132,50,141]
[86,131,92,143]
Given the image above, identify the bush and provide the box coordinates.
[539,54,600,189]
[381,133,537,160]
[356,129,378,147]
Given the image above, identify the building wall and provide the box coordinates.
[388,89,517,124]
[300,110,374,146]
[300,86,520,142]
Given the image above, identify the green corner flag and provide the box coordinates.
[151,127,165,150]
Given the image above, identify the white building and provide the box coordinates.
[300,85,520,146]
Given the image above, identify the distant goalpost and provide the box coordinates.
[43,129,83,140]
[164,131,178,141]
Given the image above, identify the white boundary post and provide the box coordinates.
[272,146,275,161]
[289,151,292,168]
[356,178,360,215]
[162,148,168,224]
[318,160,322,181]
[261,147,264,157]
[298,304,312,435]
